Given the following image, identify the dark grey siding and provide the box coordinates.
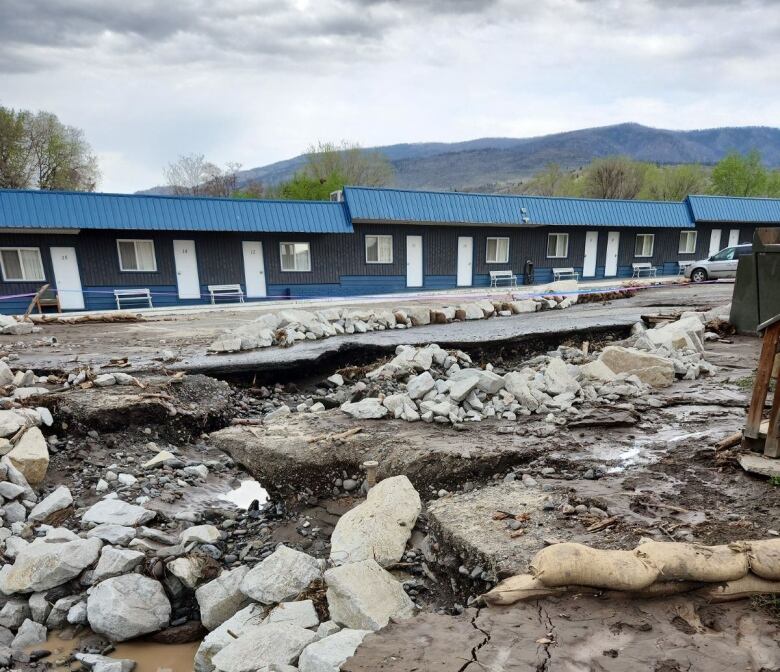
[0,232,82,296]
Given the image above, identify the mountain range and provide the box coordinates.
[140,122,780,194]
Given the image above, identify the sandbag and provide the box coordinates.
[481,574,571,606]
[747,539,780,580]
[615,581,705,599]
[530,543,659,591]
[698,573,780,603]
[637,541,748,583]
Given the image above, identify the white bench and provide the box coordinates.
[114,288,153,309]
[489,270,518,288]
[208,284,245,304]
[552,267,579,281]
[632,262,657,278]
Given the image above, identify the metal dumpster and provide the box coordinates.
[730,227,780,333]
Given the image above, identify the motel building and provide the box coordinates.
[0,186,777,314]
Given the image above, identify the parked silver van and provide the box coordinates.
[684,244,752,282]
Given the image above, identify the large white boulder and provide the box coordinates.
[87,574,171,642]
[6,427,49,486]
[298,628,372,672]
[645,316,705,352]
[330,476,421,567]
[91,547,145,583]
[599,346,675,388]
[543,358,581,395]
[194,604,266,672]
[240,545,322,605]
[265,600,319,629]
[28,486,73,523]
[1,537,102,594]
[0,410,27,439]
[211,623,317,672]
[324,559,415,631]
[579,360,618,383]
[82,499,156,526]
[449,368,505,394]
[340,398,388,420]
[196,565,250,631]
[406,371,435,400]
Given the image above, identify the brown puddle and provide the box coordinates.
[31,633,199,671]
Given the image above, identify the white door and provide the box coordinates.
[457,236,473,286]
[50,247,84,310]
[242,241,267,298]
[605,231,620,277]
[708,229,722,257]
[406,236,423,288]
[583,231,598,277]
[728,229,740,247]
[173,240,200,300]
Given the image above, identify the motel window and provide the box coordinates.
[635,234,655,258]
[546,233,569,259]
[280,242,311,272]
[0,248,45,282]
[679,231,697,254]
[117,239,157,272]
[365,235,393,264]
[486,237,509,264]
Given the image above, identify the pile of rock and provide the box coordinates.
[208,293,574,354]
[193,475,421,672]
[333,312,714,426]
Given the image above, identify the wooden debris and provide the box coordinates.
[587,516,619,532]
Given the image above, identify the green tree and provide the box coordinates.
[640,164,709,201]
[710,150,768,196]
[581,156,647,199]
[521,163,580,196]
[272,141,393,200]
[0,107,31,188]
[0,106,99,191]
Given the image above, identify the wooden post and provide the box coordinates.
[22,284,49,321]
[744,321,780,440]
[764,364,780,458]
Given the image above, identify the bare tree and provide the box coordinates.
[582,156,646,200]
[164,154,242,197]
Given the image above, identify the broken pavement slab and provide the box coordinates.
[425,482,561,581]
[208,412,539,497]
[738,453,780,479]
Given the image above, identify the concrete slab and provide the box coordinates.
[738,453,780,479]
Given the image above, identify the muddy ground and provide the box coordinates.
[4,281,780,671]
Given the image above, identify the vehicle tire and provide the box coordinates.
[690,268,708,283]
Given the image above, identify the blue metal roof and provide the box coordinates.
[343,187,692,228]
[687,195,780,224]
[0,189,353,233]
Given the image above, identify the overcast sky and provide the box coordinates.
[1,0,778,192]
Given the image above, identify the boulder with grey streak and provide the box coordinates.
[82,499,156,526]
[27,486,73,523]
[92,547,145,583]
[324,559,415,631]
[0,536,102,594]
[298,628,372,672]
[87,574,171,641]
[211,622,317,672]
[194,604,266,672]
[196,565,250,631]
[330,475,421,567]
[240,545,322,605]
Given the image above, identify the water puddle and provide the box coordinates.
[32,634,199,672]
[218,479,270,509]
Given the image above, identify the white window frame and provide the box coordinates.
[678,230,697,254]
[279,242,311,272]
[546,233,569,259]
[116,239,157,272]
[485,237,510,264]
[365,235,393,264]
[0,247,45,282]
[635,233,655,258]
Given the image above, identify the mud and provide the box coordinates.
[342,595,780,671]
